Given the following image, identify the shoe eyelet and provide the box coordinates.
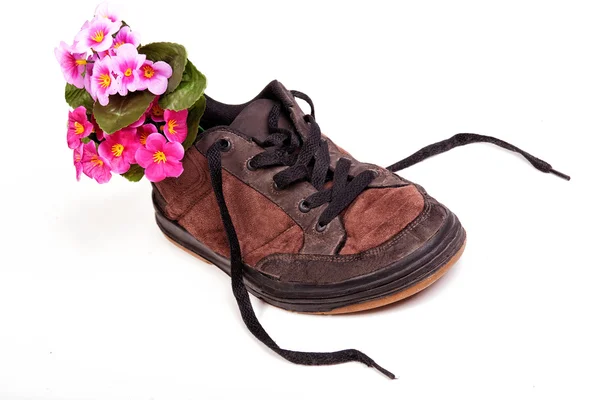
[315,221,328,232]
[298,199,311,213]
[246,159,257,171]
[218,138,232,152]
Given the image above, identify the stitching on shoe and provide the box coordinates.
[246,224,304,262]
[256,195,439,266]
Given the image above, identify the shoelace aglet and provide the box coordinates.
[370,362,397,380]
[549,168,571,181]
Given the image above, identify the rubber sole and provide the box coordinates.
[154,199,467,314]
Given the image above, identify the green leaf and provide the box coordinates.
[182,95,206,150]
[93,91,155,134]
[138,42,187,94]
[65,84,94,112]
[158,60,207,111]
[122,164,145,182]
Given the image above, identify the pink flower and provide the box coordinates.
[149,98,164,122]
[135,133,184,182]
[83,56,95,95]
[112,44,146,96]
[111,26,140,54]
[129,112,147,128]
[91,114,105,141]
[94,1,121,24]
[67,106,93,149]
[90,56,120,106]
[138,60,172,95]
[163,109,188,143]
[55,41,88,88]
[136,123,157,146]
[81,141,112,184]
[74,144,83,181]
[98,128,139,174]
[75,17,120,53]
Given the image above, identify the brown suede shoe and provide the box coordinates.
[151,81,569,378]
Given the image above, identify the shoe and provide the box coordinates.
[151,80,569,378]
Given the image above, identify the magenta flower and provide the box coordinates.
[55,41,88,89]
[138,60,172,95]
[94,1,121,24]
[98,128,139,174]
[129,112,147,128]
[149,98,165,122]
[81,142,112,184]
[91,115,105,141]
[67,106,93,149]
[163,109,188,143]
[111,26,140,54]
[136,123,157,146]
[135,133,184,182]
[112,44,146,96]
[73,144,83,181]
[75,17,120,53]
[90,56,120,106]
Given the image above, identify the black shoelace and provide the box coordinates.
[205,91,570,380]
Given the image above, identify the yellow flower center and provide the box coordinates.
[75,154,82,162]
[74,121,85,135]
[75,58,87,66]
[139,132,149,145]
[124,68,132,77]
[153,151,167,164]
[114,41,124,49]
[92,30,105,43]
[99,73,111,88]
[91,155,104,167]
[167,119,177,135]
[111,143,124,157]
[143,65,155,79]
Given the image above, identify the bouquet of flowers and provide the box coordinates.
[55,2,206,183]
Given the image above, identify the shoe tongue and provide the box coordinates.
[229,98,294,143]
[229,80,310,143]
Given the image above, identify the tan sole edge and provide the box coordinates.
[317,239,467,315]
[164,233,466,315]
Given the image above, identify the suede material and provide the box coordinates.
[340,185,425,254]
[155,149,304,266]
[255,195,450,284]
[154,150,212,220]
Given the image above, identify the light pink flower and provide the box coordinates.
[75,17,120,53]
[90,56,120,106]
[149,98,164,122]
[55,41,88,88]
[98,128,139,174]
[135,133,184,182]
[81,141,112,184]
[111,26,140,54]
[138,60,172,95]
[94,1,121,24]
[136,123,157,146]
[163,109,188,143]
[74,144,84,181]
[67,106,93,149]
[83,56,95,95]
[112,44,146,96]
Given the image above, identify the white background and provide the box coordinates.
[1,0,599,399]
